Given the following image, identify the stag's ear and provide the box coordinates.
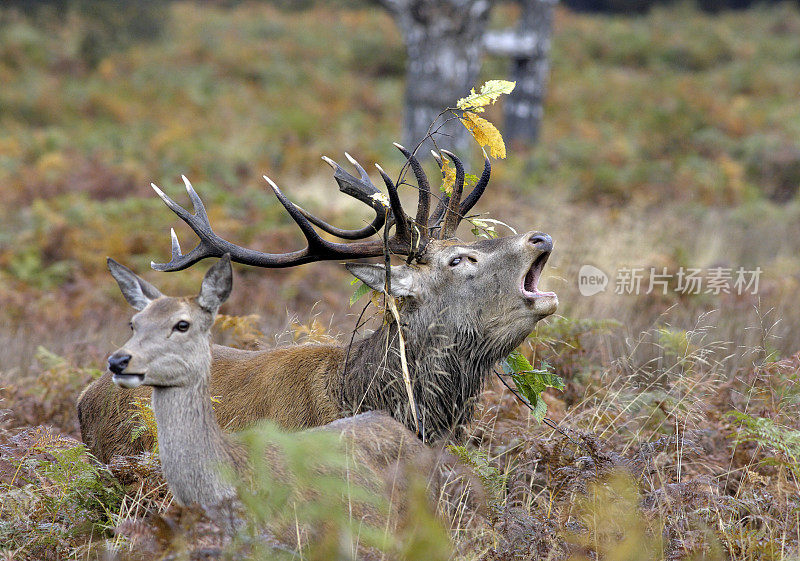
[107,258,163,311]
[197,254,233,312]
[345,263,418,298]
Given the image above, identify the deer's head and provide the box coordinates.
[347,231,556,351]
[106,255,232,390]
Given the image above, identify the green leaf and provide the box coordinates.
[35,346,67,370]
[502,350,533,374]
[502,351,564,423]
[456,80,516,112]
[467,217,517,240]
[349,282,373,306]
[464,173,479,187]
[469,218,497,240]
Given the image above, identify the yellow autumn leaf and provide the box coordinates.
[460,112,507,159]
[440,156,457,194]
[456,80,516,113]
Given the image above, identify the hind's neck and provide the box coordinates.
[151,357,241,506]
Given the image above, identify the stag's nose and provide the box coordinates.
[108,352,131,375]
[527,232,553,252]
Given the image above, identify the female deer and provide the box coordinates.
[105,253,450,511]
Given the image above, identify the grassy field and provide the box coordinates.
[0,1,799,559]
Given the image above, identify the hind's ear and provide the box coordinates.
[345,263,418,298]
[198,254,233,313]
[107,258,163,311]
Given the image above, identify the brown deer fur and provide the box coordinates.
[78,344,344,463]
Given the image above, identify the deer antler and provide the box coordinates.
[150,146,491,271]
[424,149,491,239]
[152,156,416,271]
[458,149,491,220]
[294,153,386,240]
[392,143,431,241]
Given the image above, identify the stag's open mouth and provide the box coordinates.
[112,373,145,389]
[521,252,556,300]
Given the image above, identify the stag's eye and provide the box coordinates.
[173,320,190,332]
[449,256,462,266]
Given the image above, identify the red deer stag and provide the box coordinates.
[78,145,557,462]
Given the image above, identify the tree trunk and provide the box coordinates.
[485,0,557,145]
[381,0,492,152]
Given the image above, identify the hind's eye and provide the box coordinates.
[449,256,462,266]
[129,322,134,331]
[174,321,190,332]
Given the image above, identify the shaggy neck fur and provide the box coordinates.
[335,307,527,442]
[151,349,243,506]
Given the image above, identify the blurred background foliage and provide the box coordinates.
[564,0,800,13]
[1,1,800,558]
[1,0,799,378]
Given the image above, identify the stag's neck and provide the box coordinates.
[338,318,510,442]
[151,374,241,506]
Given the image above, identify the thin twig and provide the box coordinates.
[388,296,422,440]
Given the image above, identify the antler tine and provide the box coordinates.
[344,152,372,186]
[264,174,419,264]
[151,181,226,271]
[427,150,450,233]
[151,177,336,271]
[456,150,491,224]
[267,174,427,262]
[393,143,430,239]
[281,155,388,240]
[150,227,187,271]
[323,155,381,205]
[264,176,329,251]
[169,227,181,257]
[375,163,410,243]
[151,182,195,225]
[181,175,208,221]
[439,150,465,239]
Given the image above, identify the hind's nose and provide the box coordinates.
[108,352,131,375]
[527,232,553,252]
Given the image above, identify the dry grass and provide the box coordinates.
[1,1,799,559]
[1,313,798,559]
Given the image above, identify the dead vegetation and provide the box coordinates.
[1,1,799,559]
[1,315,798,559]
